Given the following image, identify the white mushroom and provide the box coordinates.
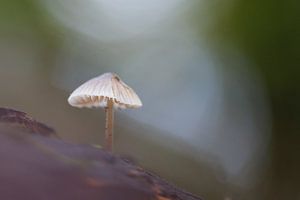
[68,72,142,151]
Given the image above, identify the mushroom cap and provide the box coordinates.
[68,73,142,109]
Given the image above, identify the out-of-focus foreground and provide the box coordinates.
[0,0,299,199]
[0,108,202,200]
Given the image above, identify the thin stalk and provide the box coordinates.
[104,99,114,151]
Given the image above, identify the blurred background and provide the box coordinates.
[0,0,299,199]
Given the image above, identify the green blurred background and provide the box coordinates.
[0,0,299,199]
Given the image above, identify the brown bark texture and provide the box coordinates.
[0,107,202,200]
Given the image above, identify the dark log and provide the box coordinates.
[0,108,202,200]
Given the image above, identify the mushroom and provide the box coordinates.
[68,72,142,151]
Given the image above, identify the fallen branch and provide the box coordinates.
[0,108,202,200]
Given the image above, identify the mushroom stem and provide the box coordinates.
[105,99,114,151]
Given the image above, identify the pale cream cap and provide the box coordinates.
[68,73,142,109]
